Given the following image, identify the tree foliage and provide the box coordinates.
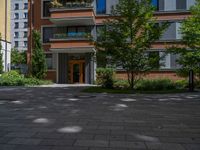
[168,0,200,79]
[0,33,3,73]
[31,30,47,79]
[11,48,27,65]
[96,0,168,89]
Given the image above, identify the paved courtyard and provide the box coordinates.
[0,87,200,150]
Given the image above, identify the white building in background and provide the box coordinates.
[11,0,28,51]
[0,0,11,72]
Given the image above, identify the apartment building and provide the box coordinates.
[28,0,196,83]
[11,0,28,51]
[0,0,11,72]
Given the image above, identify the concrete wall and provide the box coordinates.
[106,0,118,14]
[187,0,196,10]
[0,0,11,42]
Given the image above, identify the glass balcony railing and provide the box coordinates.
[52,32,92,40]
[51,0,93,9]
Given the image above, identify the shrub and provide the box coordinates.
[23,78,52,86]
[96,68,114,89]
[175,79,188,89]
[135,79,176,91]
[0,71,24,86]
[114,80,129,89]
[0,71,52,86]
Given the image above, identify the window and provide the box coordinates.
[15,3,19,10]
[43,27,55,43]
[151,0,159,10]
[24,31,28,38]
[14,32,19,38]
[24,22,28,28]
[14,13,19,19]
[96,0,106,14]
[24,41,28,48]
[15,22,19,29]
[14,41,19,47]
[46,54,53,69]
[43,1,51,17]
[24,13,28,19]
[176,0,186,10]
[24,3,28,9]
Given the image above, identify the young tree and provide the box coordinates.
[168,0,200,80]
[11,48,27,65]
[0,33,3,73]
[31,30,47,79]
[96,0,168,89]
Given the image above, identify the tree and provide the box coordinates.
[0,33,3,73]
[31,30,47,79]
[168,0,200,81]
[11,48,27,65]
[96,0,168,89]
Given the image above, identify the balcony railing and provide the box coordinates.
[52,32,92,40]
[51,0,93,9]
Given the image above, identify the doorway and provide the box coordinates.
[69,60,85,84]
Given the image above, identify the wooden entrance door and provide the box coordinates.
[69,60,85,84]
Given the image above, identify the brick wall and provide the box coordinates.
[116,71,184,81]
[45,71,56,82]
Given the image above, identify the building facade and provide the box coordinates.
[11,0,28,51]
[0,0,11,72]
[28,0,196,83]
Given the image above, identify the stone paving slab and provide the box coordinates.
[0,87,200,150]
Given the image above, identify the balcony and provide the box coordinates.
[49,0,95,26]
[50,32,95,53]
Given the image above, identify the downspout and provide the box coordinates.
[5,0,8,72]
[28,0,33,74]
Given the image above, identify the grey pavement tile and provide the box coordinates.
[4,132,36,138]
[0,144,17,150]
[39,139,75,146]
[0,137,13,144]
[109,141,146,149]
[90,148,128,150]
[0,87,200,150]
[145,142,185,150]
[183,144,200,150]
[94,135,126,141]
[159,137,194,143]
[74,140,108,147]
[63,133,94,140]
[33,132,64,139]
[8,138,41,145]
[14,145,53,150]
[52,146,89,150]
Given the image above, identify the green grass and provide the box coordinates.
[82,87,188,94]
